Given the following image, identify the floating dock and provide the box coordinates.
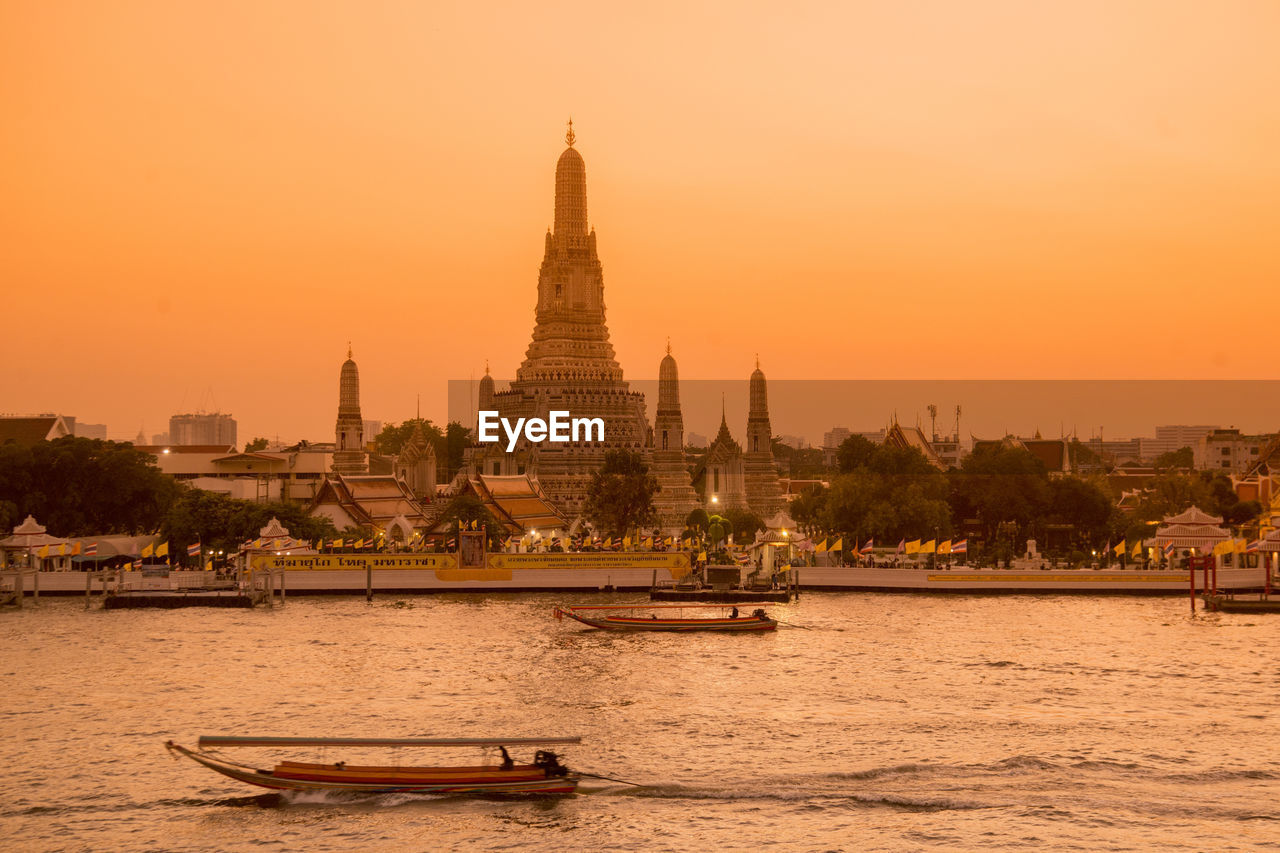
[103,590,254,609]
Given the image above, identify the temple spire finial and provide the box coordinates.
[666,337,671,355]
[347,341,352,360]
[755,353,760,370]
[485,359,490,375]
[565,117,575,147]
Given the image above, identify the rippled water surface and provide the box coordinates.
[3,593,1278,852]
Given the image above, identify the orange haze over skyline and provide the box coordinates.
[3,1,1279,445]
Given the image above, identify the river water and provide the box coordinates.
[2,593,1277,852]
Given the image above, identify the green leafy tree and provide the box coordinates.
[584,450,657,538]
[0,437,180,536]
[722,507,764,543]
[433,492,504,546]
[951,444,1050,544]
[161,489,338,564]
[820,441,950,543]
[684,507,710,533]
[1152,446,1194,470]
[836,434,879,474]
[244,437,269,452]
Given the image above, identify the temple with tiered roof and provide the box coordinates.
[469,124,650,519]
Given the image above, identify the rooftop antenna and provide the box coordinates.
[928,404,938,441]
[954,405,962,442]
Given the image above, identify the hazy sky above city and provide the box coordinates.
[4,2,1278,444]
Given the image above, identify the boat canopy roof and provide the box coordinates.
[197,735,581,748]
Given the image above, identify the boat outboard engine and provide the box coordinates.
[752,608,768,619]
[534,750,569,777]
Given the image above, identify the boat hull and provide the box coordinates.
[562,611,777,632]
[166,743,579,795]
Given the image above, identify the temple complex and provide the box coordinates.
[469,124,650,519]
[332,346,368,475]
[465,124,783,531]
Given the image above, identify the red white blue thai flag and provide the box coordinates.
[859,539,874,554]
[1163,542,1176,558]
[951,539,968,554]
[1246,540,1260,553]
[187,543,201,557]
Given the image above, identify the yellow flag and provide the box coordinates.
[906,540,920,554]
[1131,541,1143,558]
[141,543,154,558]
[604,537,612,549]
[38,544,50,559]
[815,538,828,553]
[156,541,169,557]
[1113,541,1125,556]
[830,538,843,552]
[623,536,631,548]
[938,540,952,555]
[922,539,936,553]
[354,538,364,549]
[1235,538,1248,554]
[205,559,214,571]
[697,550,707,562]
[71,541,82,556]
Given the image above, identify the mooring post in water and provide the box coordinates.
[1189,559,1196,614]
[85,570,92,610]
[280,569,286,605]
[366,562,373,602]
[32,569,38,601]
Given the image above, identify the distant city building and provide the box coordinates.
[820,427,887,467]
[151,432,170,446]
[74,422,107,440]
[0,414,73,447]
[1195,428,1273,474]
[686,432,709,449]
[1139,425,1219,461]
[363,420,382,447]
[823,427,851,449]
[777,434,809,450]
[169,412,237,447]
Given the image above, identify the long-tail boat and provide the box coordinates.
[554,603,777,632]
[165,736,581,795]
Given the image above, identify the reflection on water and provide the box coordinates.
[3,593,1278,851]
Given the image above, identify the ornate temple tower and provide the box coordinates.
[742,358,784,516]
[333,345,368,475]
[698,402,748,511]
[479,124,650,520]
[397,419,437,501]
[650,343,700,531]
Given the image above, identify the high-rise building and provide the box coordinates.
[74,422,107,440]
[168,413,237,447]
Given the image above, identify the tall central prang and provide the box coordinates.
[476,123,650,520]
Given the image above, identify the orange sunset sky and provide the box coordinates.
[3,1,1278,444]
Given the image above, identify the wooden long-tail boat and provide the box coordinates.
[554,603,777,632]
[165,736,581,795]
